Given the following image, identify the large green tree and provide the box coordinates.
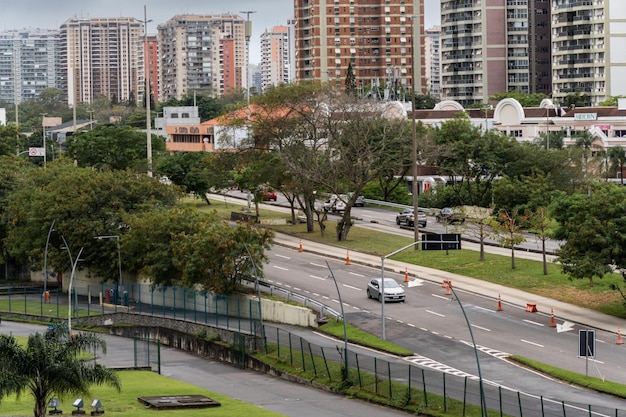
[0,326,120,417]
[66,124,166,172]
[551,182,626,286]
[156,151,214,204]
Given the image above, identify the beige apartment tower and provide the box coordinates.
[60,17,145,106]
[293,0,426,97]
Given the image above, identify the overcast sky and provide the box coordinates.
[1,0,441,64]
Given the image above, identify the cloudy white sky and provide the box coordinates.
[1,0,441,64]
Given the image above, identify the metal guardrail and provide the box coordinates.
[254,279,342,321]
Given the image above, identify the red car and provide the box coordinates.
[262,190,277,201]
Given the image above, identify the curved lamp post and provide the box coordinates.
[326,261,349,381]
[61,235,83,336]
[42,219,56,314]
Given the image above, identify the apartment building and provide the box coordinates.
[551,1,626,106]
[293,0,426,95]
[59,17,144,106]
[157,14,246,101]
[145,34,159,104]
[424,25,441,99]
[260,25,295,92]
[440,0,551,106]
[0,29,61,104]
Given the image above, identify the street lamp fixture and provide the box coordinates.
[61,235,83,336]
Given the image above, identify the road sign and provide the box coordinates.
[578,329,595,358]
[421,233,461,251]
[28,147,45,157]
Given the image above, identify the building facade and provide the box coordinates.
[145,34,159,104]
[551,1,626,106]
[59,17,145,106]
[0,29,61,104]
[440,0,551,106]
[424,25,441,99]
[157,14,246,101]
[260,25,295,92]
[293,0,426,96]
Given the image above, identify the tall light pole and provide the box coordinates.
[61,235,82,336]
[240,11,256,126]
[380,241,420,340]
[94,235,122,291]
[40,113,47,168]
[410,15,420,248]
[43,220,56,312]
[143,5,153,176]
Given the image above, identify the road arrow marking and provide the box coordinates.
[557,321,575,333]
[407,278,424,287]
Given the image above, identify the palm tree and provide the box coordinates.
[0,325,121,417]
[608,145,626,184]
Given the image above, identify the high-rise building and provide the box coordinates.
[260,25,295,92]
[145,34,159,105]
[440,0,551,106]
[293,0,426,97]
[0,29,61,104]
[424,25,440,99]
[59,17,145,106]
[157,14,246,100]
[551,1,626,106]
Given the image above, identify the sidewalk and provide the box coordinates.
[272,232,623,335]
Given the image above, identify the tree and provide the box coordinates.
[156,151,213,205]
[4,161,180,280]
[608,146,626,184]
[122,207,273,293]
[0,326,120,417]
[345,63,356,97]
[488,91,547,108]
[522,207,553,275]
[0,124,21,157]
[66,124,166,172]
[491,209,526,269]
[551,182,626,286]
[463,205,496,261]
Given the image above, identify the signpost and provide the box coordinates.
[578,329,595,376]
[421,233,461,251]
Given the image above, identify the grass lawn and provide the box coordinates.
[199,197,626,319]
[0,369,286,417]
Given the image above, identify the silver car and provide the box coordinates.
[366,278,406,303]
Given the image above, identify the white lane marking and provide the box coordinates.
[349,272,365,277]
[312,292,320,296]
[310,275,326,281]
[432,294,450,301]
[523,319,545,327]
[407,323,416,328]
[273,265,288,271]
[426,310,445,317]
[293,287,301,291]
[275,254,290,259]
[521,339,544,348]
[474,305,494,313]
[310,262,326,268]
[343,284,361,291]
[471,324,491,332]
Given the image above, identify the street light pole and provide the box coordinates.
[40,113,47,168]
[61,235,82,336]
[380,241,420,340]
[143,5,153,177]
[410,15,420,248]
[240,11,256,126]
[42,219,56,314]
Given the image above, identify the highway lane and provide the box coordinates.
[262,244,626,411]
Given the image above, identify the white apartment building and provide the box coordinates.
[551,0,626,106]
[0,29,61,104]
[157,15,246,100]
[424,26,441,99]
[260,25,295,92]
[59,18,144,106]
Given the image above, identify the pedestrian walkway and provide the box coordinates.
[272,232,623,336]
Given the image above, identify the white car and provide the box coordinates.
[366,278,406,303]
[322,194,346,213]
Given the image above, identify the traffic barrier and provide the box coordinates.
[525,303,538,313]
[298,238,303,253]
[550,308,556,327]
[618,326,623,345]
[497,294,502,311]
[345,250,351,265]
[404,267,409,283]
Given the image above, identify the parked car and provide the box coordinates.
[354,195,366,207]
[436,207,466,224]
[261,190,277,201]
[395,208,427,228]
[366,278,406,303]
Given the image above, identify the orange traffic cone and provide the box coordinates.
[550,308,556,328]
[404,267,409,283]
[298,238,303,253]
[618,326,624,345]
[345,250,351,265]
[497,294,503,311]
[445,279,452,295]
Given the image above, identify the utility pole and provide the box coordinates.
[240,11,256,125]
[143,5,153,176]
